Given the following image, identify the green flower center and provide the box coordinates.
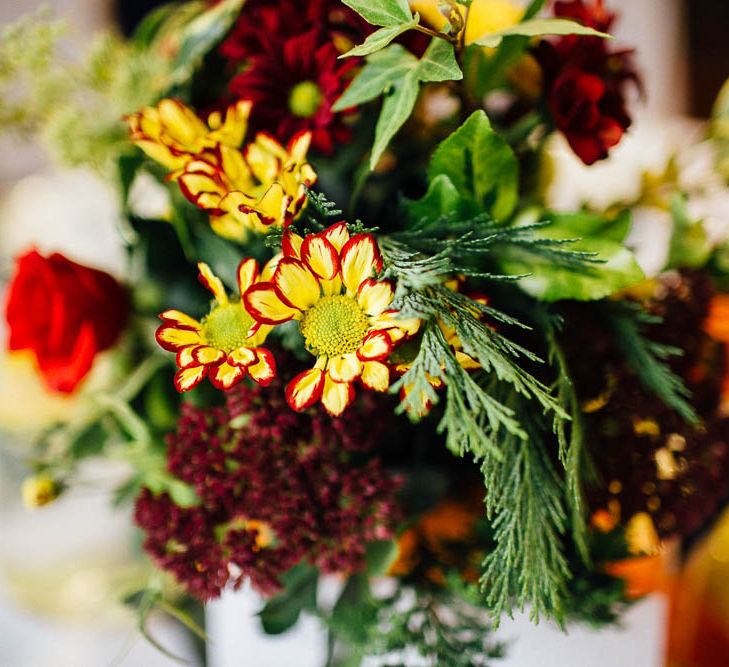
[288,80,323,118]
[201,303,254,352]
[300,295,369,358]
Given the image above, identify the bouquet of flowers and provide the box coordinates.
[4,0,729,663]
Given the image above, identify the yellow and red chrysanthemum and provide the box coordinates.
[178,131,317,242]
[244,222,419,416]
[156,260,276,392]
[127,99,250,177]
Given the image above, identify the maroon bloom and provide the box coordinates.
[534,0,638,164]
[134,374,401,601]
[4,250,127,393]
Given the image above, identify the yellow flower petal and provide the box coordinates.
[341,234,382,295]
[237,258,260,295]
[228,346,257,367]
[158,98,208,146]
[301,234,339,280]
[273,259,321,311]
[328,353,362,383]
[322,221,350,252]
[321,374,354,417]
[244,283,299,324]
[209,361,244,390]
[361,361,390,392]
[176,346,198,369]
[156,326,202,352]
[198,263,228,304]
[160,310,201,330]
[194,346,226,365]
[357,331,393,361]
[357,279,394,317]
[282,230,304,259]
[174,365,207,392]
[286,368,325,411]
[248,348,276,386]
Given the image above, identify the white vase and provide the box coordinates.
[206,588,668,667]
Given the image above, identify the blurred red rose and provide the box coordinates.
[534,0,638,165]
[4,250,127,393]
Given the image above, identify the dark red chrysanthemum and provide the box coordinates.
[134,374,401,601]
[534,0,639,165]
[219,0,371,154]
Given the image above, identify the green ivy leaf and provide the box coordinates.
[370,70,420,168]
[473,17,610,48]
[169,0,245,86]
[332,44,417,111]
[428,110,518,220]
[341,0,413,27]
[342,14,420,58]
[258,564,319,635]
[368,39,462,168]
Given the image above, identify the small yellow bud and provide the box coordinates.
[22,475,60,509]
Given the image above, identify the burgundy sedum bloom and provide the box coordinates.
[534,0,638,165]
[134,374,401,600]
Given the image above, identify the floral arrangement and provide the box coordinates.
[3,0,729,663]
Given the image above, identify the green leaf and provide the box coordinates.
[547,209,632,243]
[499,222,644,302]
[258,564,318,635]
[428,110,518,220]
[403,173,481,224]
[341,0,413,27]
[473,17,611,48]
[416,37,463,83]
[342,14,420,58]
[370,70,420,168]
[667,193,712,269]
[365,540,399,575]
[332,44,417,111]
[169,0,245,86]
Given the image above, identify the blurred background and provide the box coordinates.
[0,1,728,666]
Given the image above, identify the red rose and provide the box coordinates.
[534,0,638,165]
[4,250,127,393]
[548,68,629,165]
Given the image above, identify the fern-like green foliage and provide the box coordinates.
[602,302,698,424]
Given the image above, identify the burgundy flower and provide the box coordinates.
[534,0,638,165]
[4,250,127,393]
[134,373,401,601]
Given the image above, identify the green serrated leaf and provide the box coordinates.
[341,0,413,27]
[169,0,245,86]
[342,14,420,58]
[403,173,481,225]
[473,17,611,48]
[428,110,518,220]
[332,44,417,111]
[370,70,419,168]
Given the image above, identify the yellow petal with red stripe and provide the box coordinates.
[198,263,228,304]
[301,234,339,280]
[244,282,299,324]
[237,258,260,295]
[328,353,362,383]
[176,345,199,369]
[287,131,312,162]
[357,330,393,361]
[194,346,226,365]
[160,310,201,330]
[156,325,202,352]
[357,279,394,317]
[174,365,207,392]
[341,234,382,295]
[321,375,355,417]
[248,348,276,386]
[323,221,350,252]
[228,346,257,367]
[273,258,321,310]
[282,230,303,258]
[158,99,208,145]
[286,368,325,411]
[361,361,390,392]
[209,362,244,390]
